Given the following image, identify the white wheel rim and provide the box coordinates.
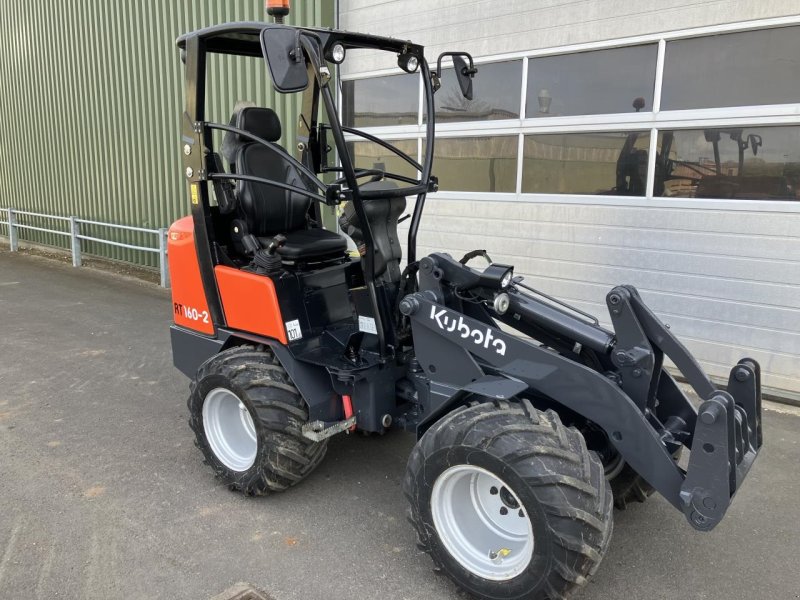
[202,387,257,472]
[431,465,534,581]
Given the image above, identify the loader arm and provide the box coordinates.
[401,253,763,531]
[606,284,762,529]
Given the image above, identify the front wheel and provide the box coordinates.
[404,400,613,600]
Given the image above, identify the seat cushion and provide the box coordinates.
[258,228,347,261]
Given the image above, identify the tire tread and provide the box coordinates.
[404,400,613,600]
[188,345,327,495]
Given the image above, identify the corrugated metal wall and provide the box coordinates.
[0,0,334,267]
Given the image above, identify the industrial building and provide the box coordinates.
[1,1,798,398]
[340,1,800,399]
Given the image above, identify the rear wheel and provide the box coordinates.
[610,462,653,508]
[405,400,613,600]
[582,420,681,509]
[610,449,683,509]
[188,345,327,495]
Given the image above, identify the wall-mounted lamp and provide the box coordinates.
[538,89,552,114]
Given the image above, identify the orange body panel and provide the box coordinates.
[215,266,288,345]
[168,216,215,335]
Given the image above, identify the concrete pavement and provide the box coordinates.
[0,250,798,600]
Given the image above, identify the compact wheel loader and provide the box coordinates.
[169,11,763,600]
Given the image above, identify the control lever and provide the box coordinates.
[252,234,288,275]
[266,234,287,255]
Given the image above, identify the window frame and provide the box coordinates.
[339,16,800,213]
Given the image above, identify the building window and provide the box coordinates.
[526,45,658,117]
[522,131,651,195]
[346,139,419,180]
[342,73,419,128]
[432,60,522,123]
[661,26,800,110]
[655,126,800,199]
[341,22,800,203]
[432,137,518,193]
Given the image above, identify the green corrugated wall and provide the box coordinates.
[0,0,334,267]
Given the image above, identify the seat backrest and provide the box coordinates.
[223,106,314,237]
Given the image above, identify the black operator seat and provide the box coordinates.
[222,106,347,262]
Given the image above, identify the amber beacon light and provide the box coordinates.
[266,0,290,23]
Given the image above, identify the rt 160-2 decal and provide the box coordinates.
[174,302,210,324]
[429,306,507,356]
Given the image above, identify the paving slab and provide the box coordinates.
[0,251,798,600]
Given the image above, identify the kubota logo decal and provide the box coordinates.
[430,306,507,356]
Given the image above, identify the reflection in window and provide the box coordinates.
[342,73,419,128]
[431,60,522,123]
[526,45,657,117]
[346,139,419,181]
[655,126,800,200]
[522,132,651,195]
[431,137,517,193]
[661,26,800,110]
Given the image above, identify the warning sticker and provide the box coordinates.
[358,315,378,335]
[285,319,303,341]
[190,183,199,205]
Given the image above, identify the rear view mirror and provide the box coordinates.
[260,25,309,93]
[452,54,475,100]
[435,52,477,100]
[748,134,763,156]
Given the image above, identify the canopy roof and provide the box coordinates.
[176,22,424,58]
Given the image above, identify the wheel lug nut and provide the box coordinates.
[489,486,498,495]
[499,507,508,515]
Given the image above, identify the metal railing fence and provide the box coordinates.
[0,208,169,288]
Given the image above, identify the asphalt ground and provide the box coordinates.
[0,250,798,600]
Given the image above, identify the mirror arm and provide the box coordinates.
[290,29,304,63]
[435,51,477,78]
[433,51,477,100]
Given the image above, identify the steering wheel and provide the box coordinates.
[333,168,386,186]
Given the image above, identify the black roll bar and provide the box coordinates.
[206,172,328,204]
[298,35,391,358]
[407,57,436,265]
[204,122,327,192]
[339,126,422,171]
